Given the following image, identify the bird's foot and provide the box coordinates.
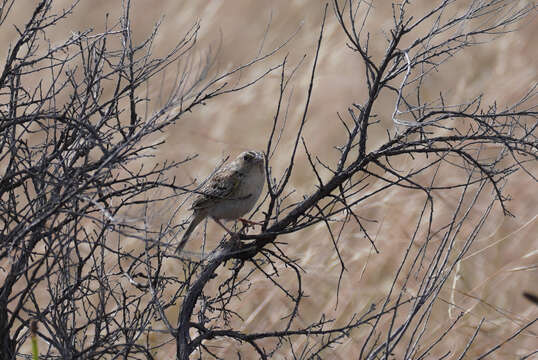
[238,218,262,229]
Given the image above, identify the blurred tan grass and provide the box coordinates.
[2,0,536,358]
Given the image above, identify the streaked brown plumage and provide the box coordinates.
[176,151,265,253]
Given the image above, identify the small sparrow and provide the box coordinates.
[176,151,265,253]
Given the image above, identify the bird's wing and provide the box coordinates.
[192,169,242,210]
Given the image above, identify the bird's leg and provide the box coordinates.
[238,218,263,228]
[212,218,237,238]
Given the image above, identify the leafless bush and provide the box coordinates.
[0,0,536,359]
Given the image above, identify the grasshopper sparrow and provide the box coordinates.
[176,150,265,253]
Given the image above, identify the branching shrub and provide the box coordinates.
[0,0,536,359]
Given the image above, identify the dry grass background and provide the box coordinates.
[2,0,536,358]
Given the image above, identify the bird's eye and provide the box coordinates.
[243,152,254,161]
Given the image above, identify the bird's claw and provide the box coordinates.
[238,218,262,229]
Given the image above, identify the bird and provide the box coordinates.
[176,150,265,253]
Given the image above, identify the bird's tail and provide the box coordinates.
[175,214,203,254]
